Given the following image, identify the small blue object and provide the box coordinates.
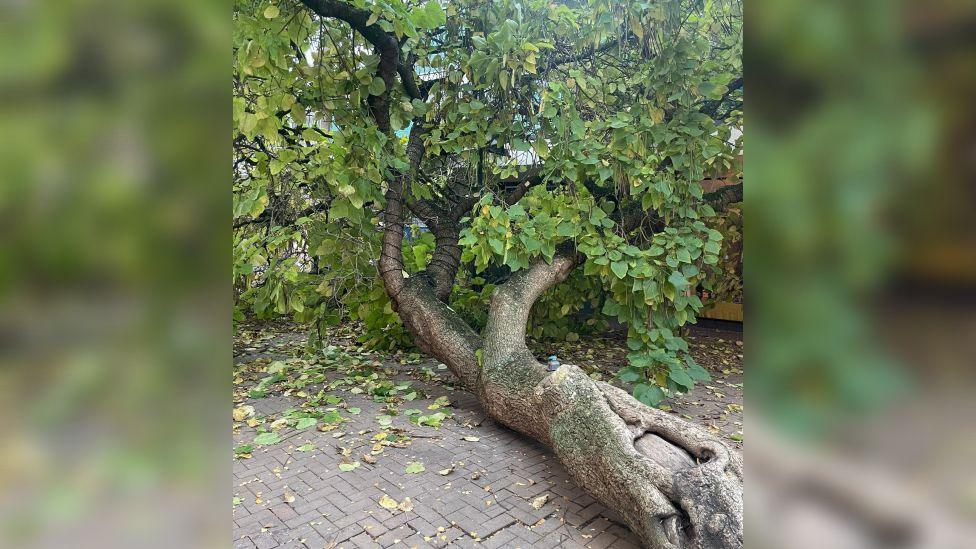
[547,355,560,372]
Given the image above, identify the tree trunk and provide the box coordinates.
[371,96,741,549]
[382,250,743,548]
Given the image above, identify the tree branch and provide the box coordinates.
[699,76,743,119]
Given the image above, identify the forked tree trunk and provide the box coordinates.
[383,253,743,548]
[289,1,742,545]
[371,129,742,549]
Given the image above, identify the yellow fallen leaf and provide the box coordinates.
[397,497,414,512]
[378,494,398,510]
[531,494,549,509]
[233,405,255,422]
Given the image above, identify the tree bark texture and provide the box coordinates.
[382,239,743,549]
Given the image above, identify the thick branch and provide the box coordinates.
[483,254,578,355]
[378,123,426,300]
[703,181,742,211]
[299,0,424,115]
[424,221,462,301]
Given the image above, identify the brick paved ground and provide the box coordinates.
[233,325,742,549]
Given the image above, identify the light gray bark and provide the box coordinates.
[382,256,743,548]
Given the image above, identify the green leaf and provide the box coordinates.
[339,461,361,472]
[234,444,253,455]
[618,368,642,382]
[668,271,689,290]
[532,139,549,157]
[668,364,694,390]
[405,461,425,474]
[369,77,386,96]
[610,261,628,279]
[295,417,317,430]
[422,0,446,27]
[634,383,666,406]
[263,5,279,19]
[685,357,711,381]
[253,432,281,446]
[409,1,442,28]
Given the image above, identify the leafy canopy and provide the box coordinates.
[233,0,742,406]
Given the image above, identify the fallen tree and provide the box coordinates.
[234,0,742,545]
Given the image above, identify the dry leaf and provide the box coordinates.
[233,405,255,422]
[437,467,453,476]
[531,494,549,509]
[362,454,377,464]
[462,436,480,442]
[397,497,414,512]
[378,494,398,510]
[283,487,296,504]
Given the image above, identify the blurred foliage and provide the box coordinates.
[0,0,228,547]
[233,0,743,405]
[747,0,946,436]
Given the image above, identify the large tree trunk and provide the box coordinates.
[381,234,743,549]
[371,116,741,549]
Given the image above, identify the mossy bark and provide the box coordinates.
[380,253,743,548]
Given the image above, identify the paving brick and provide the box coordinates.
[234,343,641,549]
[233,537,258,549]
[251,532,279,549]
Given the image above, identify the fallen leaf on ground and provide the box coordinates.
[362,454,377,464]
[233,405,255,422]
[283,487,296,503]
[531,494,549,509]
[462,436,480,442]
[397,497,414,512]
[378,494,398,510]
[405,461,425,474]
[253,432,281,446]
[437,467,453,476]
